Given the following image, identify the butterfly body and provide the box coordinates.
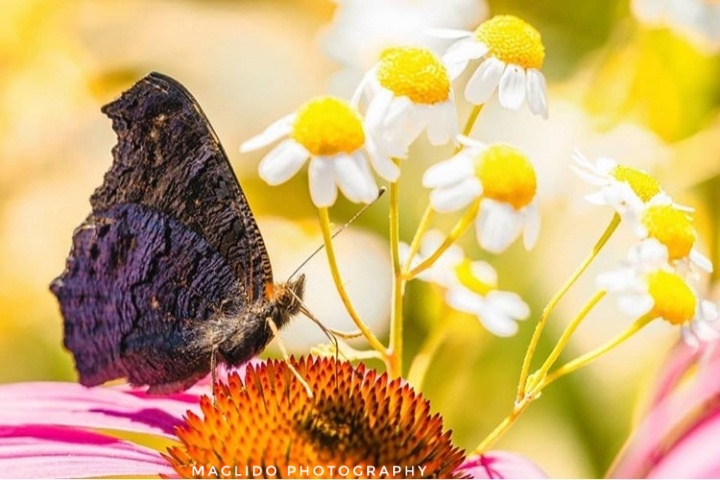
[50,72,305,393]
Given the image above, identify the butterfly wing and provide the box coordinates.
[51,73,273,391]
[93,72,273,300]
[52,203,244,391]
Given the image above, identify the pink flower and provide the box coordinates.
[458,451,548,478]
[609,340,720,478]
[0,358,546,479]
[0,380,214,478]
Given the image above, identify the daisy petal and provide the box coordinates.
[364,87,395,132]
[477,201,523,253]
[444,38,489,66]
[334,154,378,204]
[240,114,295,152]
[308,158,338,207]
[426,100,458,146]
[487,291,531,320]
[258,140,309,185]
[618,293,654,317]
[0,425,175,478]
[478,308,520,337]
[423,157,474,188]
[523,202,541,250]
[526,69,549,119]
[446,287,481,313]
[465,57,505,104]
[498,65,527,110]
[365,138,400,181]
[690,248,713,273]
[429,178,482,213]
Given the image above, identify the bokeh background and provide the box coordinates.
[1,0,719,477]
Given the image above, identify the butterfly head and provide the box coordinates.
[265,274,306,327]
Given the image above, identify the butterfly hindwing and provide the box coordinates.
[52,203,245,391]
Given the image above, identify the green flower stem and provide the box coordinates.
[388,161,404,378]
[516,213,621,403]
[317,207,388,359]
[463,104,484,137]
[540,313,654,389]
[404,198,481,280]
[403,206,434,271]
[476,311,652,454]
[406,304,451,390]
[526,290,607,393]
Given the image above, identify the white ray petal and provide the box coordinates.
[498,64,527,110]
[258,140,309,185]
[465,57,504,104]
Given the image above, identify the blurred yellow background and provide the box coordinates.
[1,0,719,477]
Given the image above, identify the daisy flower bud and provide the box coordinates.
[423,137,540,253]
[430,15,549,118]
[354,47,458,160]
[241,96,395,207]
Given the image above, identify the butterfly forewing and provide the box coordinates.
[93,72,273,300]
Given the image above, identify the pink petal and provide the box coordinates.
[0,425,174,478]
[0,382,201,438]
[610,343,720,477]
[457,451,548,478]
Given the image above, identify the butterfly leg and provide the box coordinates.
[210,344,218,405]
[266,318,314,400]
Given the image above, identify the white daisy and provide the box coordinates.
[422,137,540,253]
[598,240,719,348]
[571,150,669,223]
[635,200,713,276]
[446,259,530,337]
[401,230,529,337]
[240,96,396,207]
[430,15,548,118]
[353,47,458,160]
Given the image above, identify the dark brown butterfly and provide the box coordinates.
[50,72,305,393]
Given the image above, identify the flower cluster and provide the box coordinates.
[573,150,718,347]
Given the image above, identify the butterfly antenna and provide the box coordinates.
[288,187,386,281]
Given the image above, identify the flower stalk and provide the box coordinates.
[388,159,404,378]
[516,212,621,402]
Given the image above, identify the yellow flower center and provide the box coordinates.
[647,270,697,325]
[611,165,662,202]
[455,259,495,296]
[291,96,365,156]
[642,205,696,261]
[474,15,545,69]
[475,145,537,210]
[376,47,451,105]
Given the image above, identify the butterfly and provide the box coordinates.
[50,72,306,394]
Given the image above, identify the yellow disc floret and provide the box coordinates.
[455,259,495,296]
[291,96,365,156]
[476,145,537,210]
[647,270,697,325]
[611,165,662,202]
[376,47,451,105]
[642,205,696,261]
[474,15,545,69]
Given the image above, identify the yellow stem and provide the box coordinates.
[516,213,621,402]
[404,198,480,280]
[403,205,434,271]
[317,208,388,358]
[541,314,654,389]
[526,290,607,393]
[474,397,532,454]
[406,304,451,390]
[388,165,404,378]
[477,311,653,453]
[463,104,484,138]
